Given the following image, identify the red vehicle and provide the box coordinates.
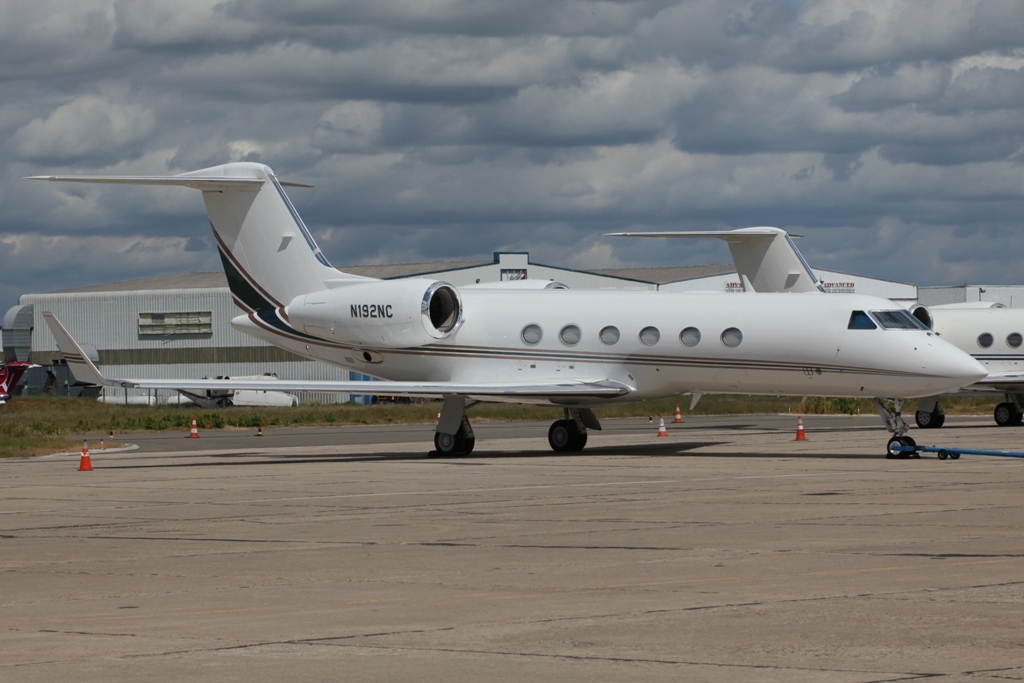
[0,361,31,405]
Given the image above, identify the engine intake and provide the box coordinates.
[286,279,463,348]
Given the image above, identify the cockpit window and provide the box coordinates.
[871,310,928,330]
[848,311,877,330]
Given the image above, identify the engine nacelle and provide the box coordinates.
[286,279,463,348]
[908,304,933,330]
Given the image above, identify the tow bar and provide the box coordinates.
[893,444,1024,460]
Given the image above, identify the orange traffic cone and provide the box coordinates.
[78,441,93,471]
[673,405,683,423]
[255,426,263,437]
[656,416,669,437]
[795,417,806,441]
[189,418,199,439]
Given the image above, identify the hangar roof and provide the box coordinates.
[48,258,736,294]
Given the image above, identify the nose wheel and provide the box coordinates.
[886,435,918,459]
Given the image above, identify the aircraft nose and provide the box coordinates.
[931,342,987,388]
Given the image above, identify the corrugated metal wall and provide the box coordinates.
[22,287,360,404]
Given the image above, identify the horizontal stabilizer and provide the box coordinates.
[27,175,265,191]
[43,313,632,400]
[607,227,824,294]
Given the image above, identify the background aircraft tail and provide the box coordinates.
[31,162,369,312]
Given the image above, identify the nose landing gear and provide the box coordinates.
[876,398,920,459]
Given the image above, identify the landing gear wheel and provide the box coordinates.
[915,408,945,429]
[573,431,588,451]
[886,435,917,459]
[548,419,587,452]
[994,402,1019,427]
[434,426,474,456]
[548,420,573,452]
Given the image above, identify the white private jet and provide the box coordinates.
[908,303,1024,428]
[31,163,985,457]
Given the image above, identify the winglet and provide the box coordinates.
[42,312,118,387]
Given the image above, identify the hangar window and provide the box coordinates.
[639,326,660,346]
[139,311,212,336]
[599,326,620,345]
[679,327,701,347]
[1008,333,1022,348]
[848,311,877,330]
[871,310,928,330]
[521,323,543,345]
[559,324,582,346]
[978,332,994,348]
[721,327,743,348]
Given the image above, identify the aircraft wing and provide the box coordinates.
[607,227,825,294]
[43,313,632,400]
[969,373,1024,393]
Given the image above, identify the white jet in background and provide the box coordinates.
[31,163,985,457]
[908,303,1024,428]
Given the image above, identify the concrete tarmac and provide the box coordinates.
[4,415,1024,682]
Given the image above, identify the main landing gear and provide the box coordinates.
[993,400,1024,427]
[431,400,603,456]
[432,395,476,457]
[547,408,602,452]
[876,398,918,459]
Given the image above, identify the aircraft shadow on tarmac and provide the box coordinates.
[94,438,892,468]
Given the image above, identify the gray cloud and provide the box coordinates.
[3,0,1024,318]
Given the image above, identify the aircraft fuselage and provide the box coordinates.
[234,289,980,404]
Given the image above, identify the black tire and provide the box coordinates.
[916,407,945,429]
[1013,410,1024,426]
[950,452,960,460]
[994,402,1016,427]
[886,436,915,459]
[937,449,948,460]
[572,431,588,452]
[434,427,469,456]
[548,419,576,452]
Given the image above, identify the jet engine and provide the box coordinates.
[285,279,463,348]
[908,304,933,329]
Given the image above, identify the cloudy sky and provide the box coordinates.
[3,0,1024,317]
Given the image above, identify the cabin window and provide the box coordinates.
[639,326,660,346]
[721,327,743,348]
[978,333,994,348]
[521,324,543,345]
[871,310,928,330]
[679,327,701,347]
[848,311,877,330]
[559,324,581,346]
[599,326,620,345]
[1008,333,1023,348]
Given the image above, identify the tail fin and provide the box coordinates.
[29,162,369,311]
[607,227,825,294]
[42,312,114,386]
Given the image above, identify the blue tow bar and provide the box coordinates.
[894,444,1024,460]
